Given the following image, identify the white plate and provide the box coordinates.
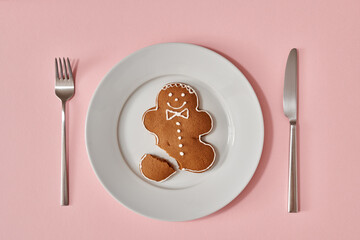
[86,43,264,221]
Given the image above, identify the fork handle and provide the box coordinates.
[288,122,298,212]
[61,101,69,206]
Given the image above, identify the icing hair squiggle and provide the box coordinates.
[161,83,195,94]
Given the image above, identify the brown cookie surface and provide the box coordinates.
[143,83,215,172]
[140,154,176,182]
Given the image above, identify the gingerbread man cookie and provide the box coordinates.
[141,83,215,174]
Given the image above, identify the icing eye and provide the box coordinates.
[181,93,185,97]
[168,93,173,97]
[175,98,178,101]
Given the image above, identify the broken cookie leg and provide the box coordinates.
[139,154,176,182]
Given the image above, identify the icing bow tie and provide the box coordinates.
[166,108,189,120]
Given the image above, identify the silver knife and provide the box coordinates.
[283,48,298,213]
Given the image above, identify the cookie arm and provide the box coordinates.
[142,107,158,133]
[195,111,213,135]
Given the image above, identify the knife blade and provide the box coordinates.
[283,48,297,123]
[283,48,298,213]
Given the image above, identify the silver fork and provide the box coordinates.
[55,58,74,206]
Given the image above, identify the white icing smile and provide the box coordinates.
[167,101,187,109]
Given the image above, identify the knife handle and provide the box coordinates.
[288,122,298,212]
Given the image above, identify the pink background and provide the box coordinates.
[1,0,360,239]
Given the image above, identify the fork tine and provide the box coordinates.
[63,58,68,79]
[66,58,73,79]
[59,57,63,79]
[55,58,60,79]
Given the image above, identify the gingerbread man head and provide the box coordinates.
[157,83,198,111]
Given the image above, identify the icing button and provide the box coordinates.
[179,144,183,148]
[178,136,182,140]
[177,129,181,133]
[176,122,180,125]
[180,152,184,156]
